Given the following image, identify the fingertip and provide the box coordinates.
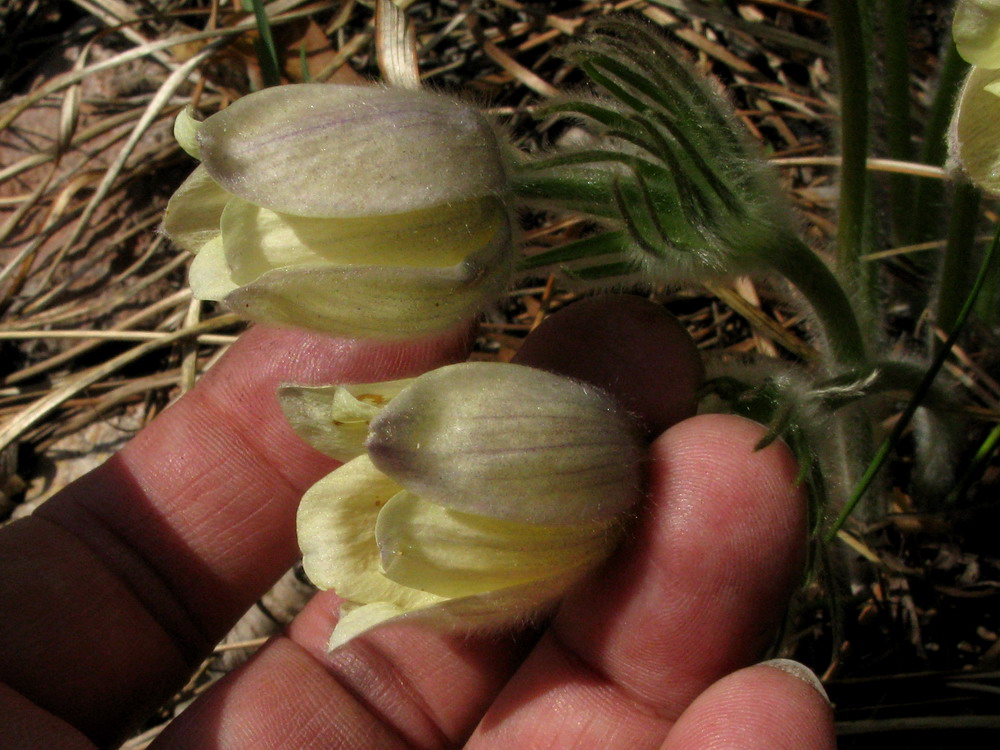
[660,661,835,750]
[648,413,804,517]
[204,320,475,391]
[548,412,809,717]
[513,295,702,436]
[758,658,831,704]
[645,413,807,605]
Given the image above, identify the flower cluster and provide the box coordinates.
[280,363,645,649]
[163,84,513,338]
[163,82,652,649]
[950,0,1000,196]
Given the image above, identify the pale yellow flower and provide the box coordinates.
[950,0,1000,195]
[162,84,513,338]
[954,0,1000,68]
[280,362,645,650]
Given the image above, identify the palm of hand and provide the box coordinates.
[0,299,833,749]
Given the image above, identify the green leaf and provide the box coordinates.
[518,231,630,270]
[243,0,282,88]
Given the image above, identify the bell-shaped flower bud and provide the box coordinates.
[950,66,1000,195]
[283,362,645,650]
[162,84,514,338]
[949,2,1000,196]
[279,377,414,463]
[954,0,1000,67]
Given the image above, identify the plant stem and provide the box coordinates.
[827,0,871,294]
[975,232,1000,326]
[882,0,915,243]
[909,40,970,245]
[761,236,868,368]
[514,171,867,367]
[935,180,981,335]
[949,422,1000,503]
[826,224,1000,540]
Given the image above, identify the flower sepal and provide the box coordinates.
[291,362,646,650]
[162,84,515,338]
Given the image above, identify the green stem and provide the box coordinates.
[975,232,1000,326]
[935,180,982,335]
[514,171,867,367]
[826,224,1000,540]
[909,40,970,245]
[518,231,630,271]
[814,360,959,412]
[510,172,627,220]
[882,0,915,243]
[949,422,1000,503]
[828,0,871,293]
[761,236,868,368]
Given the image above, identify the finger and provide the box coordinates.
[148,296,705,750]
[466,414,807,748]
[512,294,703,436]
[0,682,95,750]
[0,324,471,745]
[661,661,835,750]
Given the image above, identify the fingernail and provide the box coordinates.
[759,658,831,705]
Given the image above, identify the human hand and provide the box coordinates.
[0,296,834,749]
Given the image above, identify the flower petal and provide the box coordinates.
[297,455,443,610]
[950,66,1000,195]
[173,106,202,159]
[328,601,408,651]
[954,0,1000,68]
[198,84,507,218]
[367,362,645,525]
[402,567,597,630]
[374,491,619,598]
[220,213,513,338]
[328,567,598,649]
[278,379,414,462]
[162,165,230,253]
[219,195,504,285]
[188,235,239,300]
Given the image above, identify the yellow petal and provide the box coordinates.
[367,362,645,525]
[328,601,408,651]
[985,77,1000,96]
[402,567,599,631]
[173,106,202,159]
[374,491,619,598]
[162,165,230,253]
[328,567,601,649]
[954,0,1000,68]
[198,84,507,218]
[219,195,504,286]
[278,379,414,462]
[188,235,239,300]
[221,214,513,338]
[297,455,442,610]
[951,66,1000,195]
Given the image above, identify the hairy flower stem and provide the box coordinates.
[827,224,1000,539]
[882,0,915,244]
[757,236,868,369]
[935,180,982,337]
[513,173,867,367]
[910,40,970,245]
[828,0,873,301]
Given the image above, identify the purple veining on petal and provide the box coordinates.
[232,107,462,150]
